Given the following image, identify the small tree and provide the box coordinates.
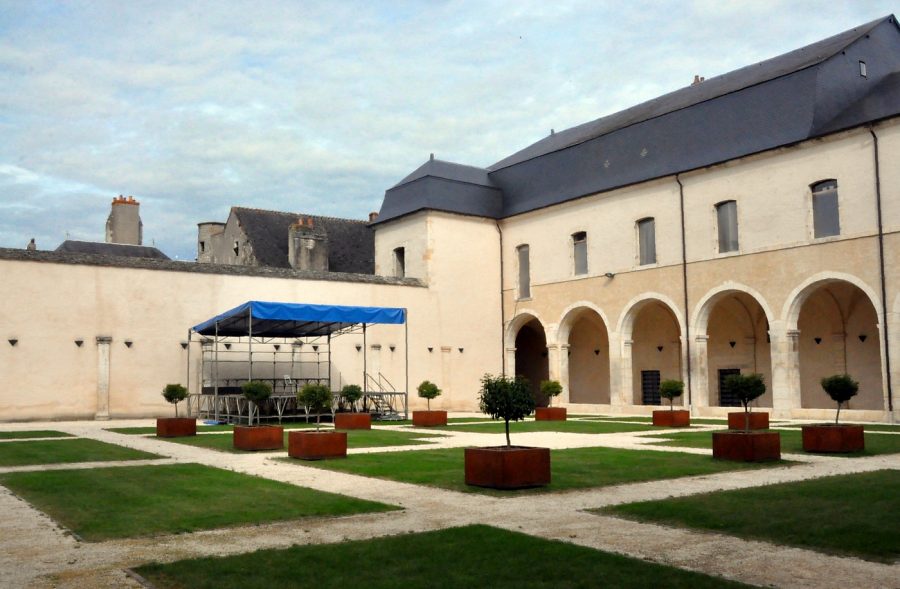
[341,384,363,413]
[658,379,684,411]
[540,380,563,408]
[723,373,766,431]
[417,380,441,411]
[820,374,859,425]
[162,383,188,417]
[299,383,333,431]
[478,374,535,447]
[241,380,272,426]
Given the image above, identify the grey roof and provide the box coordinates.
[55,240,170,260]
[376,15,900,224]
[232,207,374,274]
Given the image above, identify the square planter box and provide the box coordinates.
[712,431,780,462]
[334,413,372,430]
[233,425,284,451]
[412,410,448,427]
[156,417,197,438]
[535,407,567,421]
[652,410,690,427]
[802,424,865,453]
[288,430,347,460]
[727,412,770,430]
[465,446,550,490]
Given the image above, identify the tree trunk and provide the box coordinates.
[505,419,511,447]
[835,401,841,425]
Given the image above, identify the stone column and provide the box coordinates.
[616,336,633,407]
[504,347,517,378]
[888,313,899,417]
[548,344,570,404]
[769,325,801,418]
[95,336,112,420]
[690,335,709,411]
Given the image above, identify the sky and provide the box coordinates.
[0,1,896,260]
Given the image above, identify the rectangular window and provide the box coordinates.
[859,60,867,78]
[199,240,206,253]
[393,247,406,278]
[718,368,742,407]
[716,201,739,253]
[517,245,530,299]
[641,370,661,405]
[638,218,656,265]
[572,232,587,275]
[812,180,840,238]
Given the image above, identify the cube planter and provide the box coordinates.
[802,424,865,453]
[712,431,780,462]
[412,410,448,427]
[464,446,550,489]
[233,425,284,451]
[535,407,567,421]
[652,410,690,427]
[727,411,770,430]
[155,417,197,438]
[288,430,347,460]
[334,413,372,430]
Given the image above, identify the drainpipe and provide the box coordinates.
[676,174,693,407]
[496,220,506,376]
[869,127,893,413]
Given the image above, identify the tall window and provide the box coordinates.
[637,218,656,265]
[393,247,406,278]
[812,180,840,238]
[517,244,530,299]
[572,232,587,275]
[716,200,739,253]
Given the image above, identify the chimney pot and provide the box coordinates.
[368,211,379,222]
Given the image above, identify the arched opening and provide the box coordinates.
[796,282,883,409]
[514,318,550,406]
[630,301,682,405]
[563,308,610,404]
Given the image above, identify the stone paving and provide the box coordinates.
[0,416,896,588]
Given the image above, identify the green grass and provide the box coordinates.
[298,446,786,496]
[0,438,158,466]
[602,470,899,562]
[0,430,73,439]
[0,463,395,541]
[645,428,900,456]
[160,429,441,453]
[436,420,658,434]
[574,415,729,425]
[107,422,321,435]
[778,423,900,433]
[135,524,751,589]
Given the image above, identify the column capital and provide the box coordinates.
[695,334,709,343]
[505,347,517,353]
[96,336,112,344]
[622,339,634,347]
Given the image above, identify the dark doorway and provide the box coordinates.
[718,368,741,407]
[515,319,549,406]
[641,370,661,405]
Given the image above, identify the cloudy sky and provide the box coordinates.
[0,1,895,260]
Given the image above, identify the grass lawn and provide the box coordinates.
[160,429,441,453]
[778,423,900,433]
[0,439,158,467]
[645,428,900,456]
[0,430,73,439]
[0,463,395,541]
[298,446,786,496]
[436,420,659,434]
[107,422,321,435]
[574,415,730,425]
[135,524,751,589]
[602,470,899,562]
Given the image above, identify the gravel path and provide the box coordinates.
[0,417,896,588]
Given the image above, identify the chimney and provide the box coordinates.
[368,211,379,223]
[105,195,142,245]
[691,74,705,85]
[288,216,328,271]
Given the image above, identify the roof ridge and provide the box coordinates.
[232,206,368,224]
[60,239,162,249]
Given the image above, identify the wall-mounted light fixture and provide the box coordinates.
[729,341,736,348]
[657,345,664,352]
[389,345,396,352]
[603,272,615,279]
[292,340,303,348]
[427,347,433,353]
[224,343,232,350]
[273,344,281,351]
[180,342,188,350]
[355,344,362,352]
[124,340,133,348]
[814,337,822,345]
[8,338,18,347]
[458,347,464,353]
[312,345,319,352]
[858,334,867,342]
[593,349,600,355]
[75,339,84,347]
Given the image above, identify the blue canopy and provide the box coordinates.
[192,301,406,338]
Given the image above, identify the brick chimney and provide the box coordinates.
[288,216,328,271]
[105,195,142,245]
[368,211,379,222]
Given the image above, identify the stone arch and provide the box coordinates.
[617,292,685,340]
[505,311,550,406]
[557,303,610,405]
[557,301,611,344]
[504,310,547,350]
[782,272,882,330]
[693,282,774,336]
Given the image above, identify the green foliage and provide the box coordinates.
[417,380,441,410]
[341,384,363,412]
[820,374,859,425]
[478,374,535,446]
[539,380,563,407]
[299,383,333,430]
[658,380,684,410]
[723,373,765,423]
[240,380,272,404]
[162,383,188,417]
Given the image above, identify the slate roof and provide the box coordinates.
[231,207,374,274]
[55,240,170,260]
[376,15,900,224]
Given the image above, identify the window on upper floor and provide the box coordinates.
[716,200,739,253]
[233,240,240,256]
[812,179,840,238]
[859,60,867,78]
[393,247,406,278]
[517,244,531,299]
[572,232,587,276]
[199,240,206,253]
[637,218,656,265]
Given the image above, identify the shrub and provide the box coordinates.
[417,380,441,411]
[539,380,563,408]
[241,381,273,426]
[478,374,535,447]
[161,384,188,417]
[723,373,766,431]
[658,379,684,411]
[820,374,859,425]
[341,384,363,413]
[299,383,333,431]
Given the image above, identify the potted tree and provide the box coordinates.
[413,380,447,426]
[712,373,780,461]
[651,379,689,427]
[464,374,550,489]
[290,383,347,460]
[233,380,283,451]
[535,380,566,421]
[802,374,864,453]
[334,384,371,430]
[156,383,196,437]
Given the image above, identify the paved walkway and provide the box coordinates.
[0,417,896,588]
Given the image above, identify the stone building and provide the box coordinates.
[55,195,169,260]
